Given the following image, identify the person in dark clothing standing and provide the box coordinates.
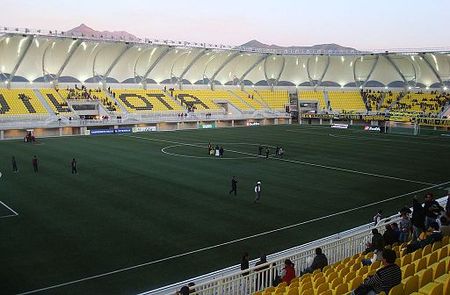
[258,145,263,156]
[12,156,18,173]
[32,155,38,173]
[240,252,250,276]
[71,158,77,174]
[255,255,269,289]
[423,193,444,229]
[265,147,270,159]
[411,197,425,241]
[229,176,238,196]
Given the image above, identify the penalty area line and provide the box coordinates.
[17,180,450,295]
[0,200,19,218]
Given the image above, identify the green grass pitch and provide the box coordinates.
[0,124,449,294]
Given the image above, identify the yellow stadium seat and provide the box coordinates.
[388,284,404,295]
[348,276,363,291]
[351,262,361,272]
[427,251,439,266]
[313,276,326,288]
[418,282,443,295]
[441,236,449,245]
[369,260,381,271]
[411,249,422,263]
[434,273,450,284]
[339,267,350,278]
[301,288,314,295]
[422,244,432,256]
[315,282,328,295]
[344,271,356,283]
[414,257,427,272]
[318,290,332,295]
[326,272,337,283]
[443,276,450,295]
[432,260,446,280]
[438,246,448,261]
[418,268,433,288]
[356,266,368,277]
[333,283,348,295]
[287,288,299,295]
[329,278,341,289]
[299,282,313,293]
[431,241,442,253]
[401,263,415,280]
[403,275,419,294]
[401,253,412,267]
[263,286,275,294]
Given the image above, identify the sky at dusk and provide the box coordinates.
[2,0,450,50]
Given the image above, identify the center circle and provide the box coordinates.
[161,142,266,160]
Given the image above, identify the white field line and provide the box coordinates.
[286,129,450,146]
[161,144,257,160]
[125,135,435,186]
[0,200,19,218]
[17,180,450,295]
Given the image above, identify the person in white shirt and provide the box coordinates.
[254,181,262,203]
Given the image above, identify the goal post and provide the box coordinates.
[385,121,419,136]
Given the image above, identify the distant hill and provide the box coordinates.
[66,24,139,41]
[240,39,359,52]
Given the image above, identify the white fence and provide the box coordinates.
[142,196,448,295]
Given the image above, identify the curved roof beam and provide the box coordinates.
[133,47,152,83]
[419,53,443,86]
[102,44,133,84]
[55,39,82,83]
[240,55,268,84]
[316,55,331,88]
[141,46,172,88]
[178,49,208,82]
[7,35,34,85]
[263,55,286,87]
[383,55,408,86]
[92,42,104,81]
[361,55,380,88]
[210,52,241,88]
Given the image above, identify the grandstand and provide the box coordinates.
[0,88,47,115]
[327,91,366,112]
[114,89,182,113]
[1,25,450,295]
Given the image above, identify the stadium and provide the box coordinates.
[1,6,450,295]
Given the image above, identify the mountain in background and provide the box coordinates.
[240,39,359,52]
[66,24,139,41]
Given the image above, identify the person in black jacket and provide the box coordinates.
[383,224,398,246]
[423,193,444,229]
[240,252,249,276]
[411,196,425,241]
[365,229,384,254]
[301,247,328,274]
[229,176,238,196]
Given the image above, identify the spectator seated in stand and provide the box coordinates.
[351,248,401,295]
[300,247,328,275]
[404,221,443,254]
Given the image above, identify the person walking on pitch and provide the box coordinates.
[229,176,238,196]
[254,181,262,203]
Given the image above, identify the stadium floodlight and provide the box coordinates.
[385,86,388,90]
[444,86,448,91]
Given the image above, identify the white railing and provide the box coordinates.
[142,196,448,295]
